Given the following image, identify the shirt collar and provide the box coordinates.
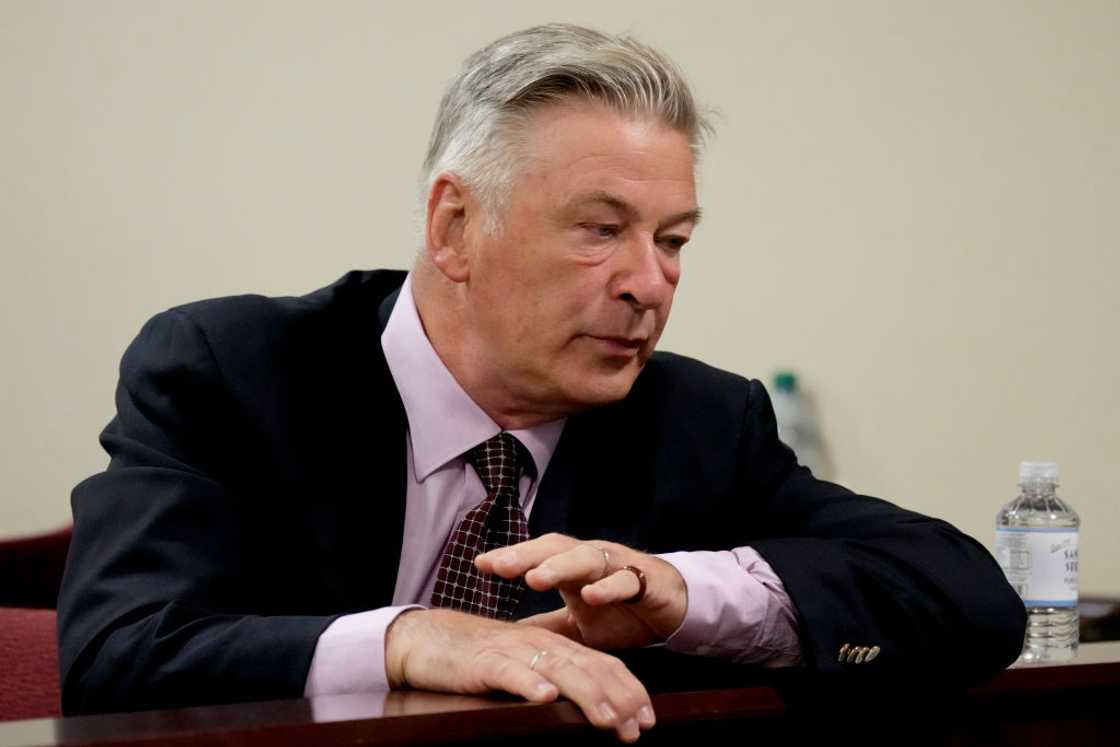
[381,274,565,483]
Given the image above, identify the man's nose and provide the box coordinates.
[612,235,678,310]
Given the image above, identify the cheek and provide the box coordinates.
[649,290,676,345]
[663,254,682,286]
[532,268,596,318]
[502,281,573,349]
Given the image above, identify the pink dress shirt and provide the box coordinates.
[304,275,801,696]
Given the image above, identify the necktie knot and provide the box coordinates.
[466,432,533,497]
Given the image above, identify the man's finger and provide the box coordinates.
[526,647,647,743]
[581,568,643,606]
[476,649,559,704]
[593,653,657,732]
[519,609,585,642]
[524,543,610,591]
[475,533,578,577]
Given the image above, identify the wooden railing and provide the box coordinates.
[1,641,1117,746]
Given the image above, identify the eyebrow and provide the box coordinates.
[568,191,703,229]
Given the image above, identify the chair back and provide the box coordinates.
[0,526,71,608]
[0,607,60,721]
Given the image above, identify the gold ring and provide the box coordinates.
[620,565,647,604]
[529,650,547,671]
[596,546,611,579]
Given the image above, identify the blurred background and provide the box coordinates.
[1,1,1117,593]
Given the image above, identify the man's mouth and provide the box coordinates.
[587,335,645,355]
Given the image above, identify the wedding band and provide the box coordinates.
[596,546,611,579]
[529,650,547,671]
[620,565,647,604]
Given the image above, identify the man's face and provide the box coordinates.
[461,102,699,418]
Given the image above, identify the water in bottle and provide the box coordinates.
[994,462,1079,663]
[770,370,829,480]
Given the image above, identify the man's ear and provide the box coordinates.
[424,173,472,283]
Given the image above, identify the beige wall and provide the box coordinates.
[2,1,1117,593]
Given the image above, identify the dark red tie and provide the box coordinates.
[430,432,533,619]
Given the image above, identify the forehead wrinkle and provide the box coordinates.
[567,191,637,218]
[562,190,701,233]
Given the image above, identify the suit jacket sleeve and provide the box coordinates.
[737,379,1026,688]
[58,309,340,715]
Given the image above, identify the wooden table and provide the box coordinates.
[2,642,1118,746]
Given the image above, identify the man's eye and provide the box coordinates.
[583,224,619,239]
[658,236,688,252]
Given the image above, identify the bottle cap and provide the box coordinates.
[1019,461,1059,484]
[774,371,797,392]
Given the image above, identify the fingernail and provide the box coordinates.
[598,702,618,724]
[621,718,640,741]
[638,706,655,727]
[534,564,556,581]
[497,550,518,566]
[534,682,555,699]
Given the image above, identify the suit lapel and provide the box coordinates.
[377,287,402,331]
[517,400,654,618]
[527,426,579,538]
[309,276,409,612]
[518,427,579,617]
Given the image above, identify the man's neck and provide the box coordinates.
[410,266,569,431]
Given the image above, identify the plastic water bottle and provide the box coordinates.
[770,371,828,479]
[994,462,1080,663]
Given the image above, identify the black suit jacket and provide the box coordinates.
[58,270,1026,715]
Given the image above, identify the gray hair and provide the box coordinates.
[422,24,712,231]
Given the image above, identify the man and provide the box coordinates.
[58,24,1026,743]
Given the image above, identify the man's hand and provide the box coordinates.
[476,534,688,651]
[384,608,655,743]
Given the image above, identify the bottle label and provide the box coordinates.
[994,528,1079,607]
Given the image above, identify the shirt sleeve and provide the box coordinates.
[656,547,802,667]
[303,605,423,696]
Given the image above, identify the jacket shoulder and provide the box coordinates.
[621,351,766,454]
[118,269,406,402]
[162,269,406,342]
[639,350,756,404]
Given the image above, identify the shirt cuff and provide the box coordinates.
[303,605,423,696]
[657,547,802,667]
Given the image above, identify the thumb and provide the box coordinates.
[518,609,584,643]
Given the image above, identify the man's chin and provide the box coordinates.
[564,364,643,408]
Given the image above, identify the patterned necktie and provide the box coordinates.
[430,432,533,619]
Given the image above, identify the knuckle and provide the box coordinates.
[489,656,516,680]
[565,652,588,671]
[471,651,512,689]
[603,656,644,688]
[587,704,615,728]
[616,688,648,712]
[592,651,625,671]
[476,649,507,671]
[548,654,575,673]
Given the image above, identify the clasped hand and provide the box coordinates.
[477,533,688,651]
[384,534,687,742]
